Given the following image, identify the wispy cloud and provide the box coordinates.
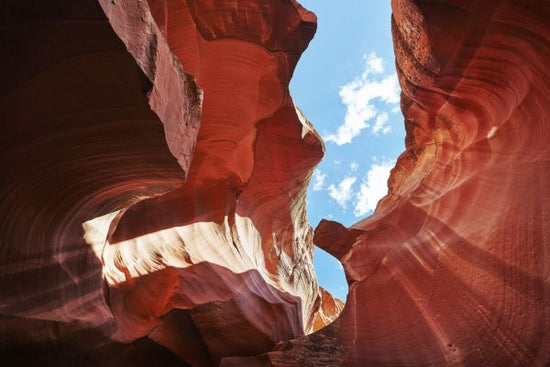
[350,162,359,172]
[354,160,395,216]
[324,52,400,145]
[372,113,391,135]
[328,176,357,209]
[311,170,326,191]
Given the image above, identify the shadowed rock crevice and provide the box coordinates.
[0,0,188,345]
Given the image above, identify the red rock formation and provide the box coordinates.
[1,0,192,340]
[0,1,199,363]
[242,0,550,366]
[92,1,345,362]
[2,0,549,366]
[0,0,341,365]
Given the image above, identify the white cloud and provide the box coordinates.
[350,162,359,172]
[354,160,395,216]
[311,170,326,191]
[365,52,384,74]
[324,52,400,145]
[372,113,391,135]
[328,176,357,209]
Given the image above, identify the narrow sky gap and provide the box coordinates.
[290,1,405,301]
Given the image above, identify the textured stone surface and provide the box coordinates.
[2,0,549,366]
[249,0,550,365]
[0,0,340,365]
[94,1,341,362]
[1,0,194,346]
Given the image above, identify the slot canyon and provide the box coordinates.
[1,0,548,366]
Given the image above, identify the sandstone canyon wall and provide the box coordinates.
[1,0,340,365]
[1,0,549,366]
[237,0,550,366]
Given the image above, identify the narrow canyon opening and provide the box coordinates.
[290,1,406,307]
[3,0,548,365]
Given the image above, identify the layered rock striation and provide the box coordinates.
[247,0,550,366]
[1,0,340,365]
[1,0,549,366]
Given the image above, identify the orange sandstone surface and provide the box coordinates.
[1,0,341,365]
[1,0,549,366]
[236,0,550,366]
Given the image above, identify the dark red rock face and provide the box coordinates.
[0,0,197,363]
[1,0,339,365]
[1,0,549,366]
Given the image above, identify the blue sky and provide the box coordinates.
[290,1,405,301]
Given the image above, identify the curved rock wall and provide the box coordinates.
[95,1,343,361]
[248,0,550,365]
[0,0,195,342]
[1,0,340,365]
[1,0,548,366]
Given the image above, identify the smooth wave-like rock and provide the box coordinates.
[1,0,194,345]
[1,0,341,365]
[2,0,549,366]
[244,0,550,366]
